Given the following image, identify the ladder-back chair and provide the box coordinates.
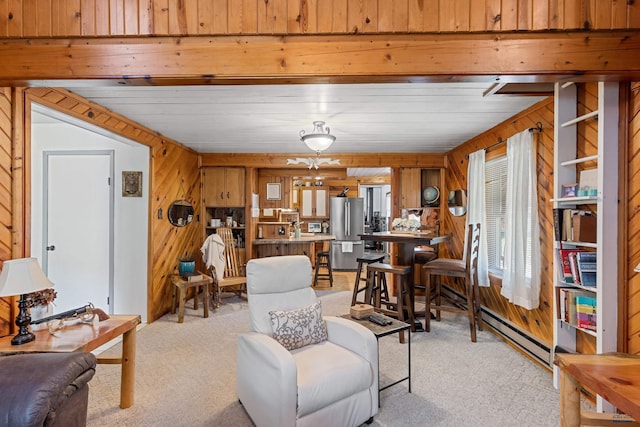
[210,227,247,307]
[422,223,482,342]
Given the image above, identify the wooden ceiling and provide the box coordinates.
[48,82,549,154]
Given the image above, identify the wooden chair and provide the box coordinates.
[422,223,483,342]
[209,227,247,307]
[414,225,449,285]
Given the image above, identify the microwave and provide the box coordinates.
[308,223,321,233]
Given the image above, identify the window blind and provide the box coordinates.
[485,156,507,274]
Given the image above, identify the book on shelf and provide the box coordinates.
[560,209,595,242]
[575,295,597,331]
[576,251,597,287]
[556,249,585,283]
[567,252,581,285]
[559,288,594,326]
[552,208,564,242]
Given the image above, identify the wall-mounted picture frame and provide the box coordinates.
[266,183,281,200]
[122,171,142,197]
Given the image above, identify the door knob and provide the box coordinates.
[46,245,56,251]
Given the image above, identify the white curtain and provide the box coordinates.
[501,130,541,309]
[466,150,490,287]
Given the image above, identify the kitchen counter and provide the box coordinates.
[252,235,335,267]
[253,234,335,245]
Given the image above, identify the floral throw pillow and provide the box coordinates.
[269,301,328,351]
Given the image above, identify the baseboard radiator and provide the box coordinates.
[441,286,553,369]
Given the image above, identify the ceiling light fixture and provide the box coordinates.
[299,121,336,154]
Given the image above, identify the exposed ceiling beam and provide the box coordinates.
[3,32,640,85]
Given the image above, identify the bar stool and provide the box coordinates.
[367,262,414,342]
[351,254,386,306]
[313,250,333,287]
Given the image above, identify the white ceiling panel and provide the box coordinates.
[62,83,548,154]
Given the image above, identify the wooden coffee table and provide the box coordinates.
[341,313,411,403]
[0,314,141,409]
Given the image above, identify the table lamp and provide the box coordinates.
[0,258,54,345]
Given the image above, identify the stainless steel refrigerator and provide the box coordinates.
[330,197,365,270]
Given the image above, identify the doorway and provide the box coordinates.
[42,151,114,314]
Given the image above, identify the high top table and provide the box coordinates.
[0,314,141,409]
[359,231,449,326]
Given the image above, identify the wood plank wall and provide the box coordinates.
[0,0,639,37]
[0,87,202,330]
[445,96,560,349]
[444,85,608,354]
[628,82,640,356]
[0,88,13,333]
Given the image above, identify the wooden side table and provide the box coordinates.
[0,315,141,409]
[555,352,640,427]
[171,273,213,323]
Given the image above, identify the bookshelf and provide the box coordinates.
[552,82,619,412]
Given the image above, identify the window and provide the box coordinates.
[485,156,507,275]
[485,155,534,278]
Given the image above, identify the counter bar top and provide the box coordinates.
[253,235,335,245]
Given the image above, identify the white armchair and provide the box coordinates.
[237,255,378,427]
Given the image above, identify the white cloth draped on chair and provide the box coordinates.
[200,233,225,279]
[466,149,490,287]
[501,129,541,309]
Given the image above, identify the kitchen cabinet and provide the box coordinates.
[399,167,443,228]
[202,167,245,207]
[300,187,328,219]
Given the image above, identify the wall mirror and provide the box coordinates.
[448,189,467,217]
[168,200,194,227]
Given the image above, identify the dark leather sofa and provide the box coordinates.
[0,352,96,427]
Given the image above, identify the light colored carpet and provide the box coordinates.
[87,291,562,427]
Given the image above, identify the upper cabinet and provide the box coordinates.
[399,168,442,209]
[202,167,245,207]
[300,187,328,219]
[399,168,443,228]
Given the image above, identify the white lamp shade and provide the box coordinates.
[301,134,336,152]
[0,258,54,297]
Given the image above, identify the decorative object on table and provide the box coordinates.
[27,287,57,331]
[350,303,374,319]
[299,120,336,154]
[31,303,110,333]
[423,185,440,205]
[391,217,421,232]
[122,170,142,197]
[178,255,196,277]
[0,257,54,345]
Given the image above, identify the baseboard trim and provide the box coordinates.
[441,286,553,369]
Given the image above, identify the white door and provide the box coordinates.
[43,152,113,314]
